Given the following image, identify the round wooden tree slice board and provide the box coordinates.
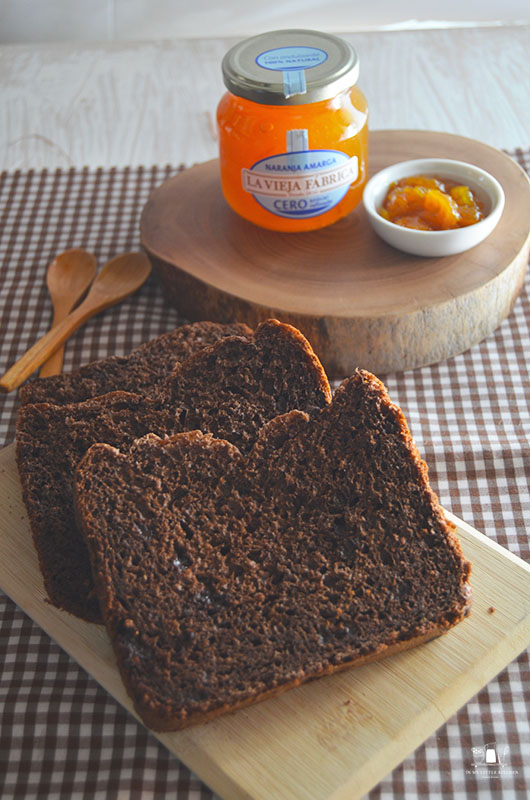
[140,130,530,377]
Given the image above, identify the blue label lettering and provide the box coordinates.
[242,148,358,220]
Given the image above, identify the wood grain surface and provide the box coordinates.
[1,441,529,800]
[1,26,529,171]
[141,130,530,377]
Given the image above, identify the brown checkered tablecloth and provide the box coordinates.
[1,155,529,799]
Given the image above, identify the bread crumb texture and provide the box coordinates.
[16,321,331,622]
[75,368,472,731]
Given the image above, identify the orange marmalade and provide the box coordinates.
[379,175,484,231]
[217,30,369,232]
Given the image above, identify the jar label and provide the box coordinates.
[256,46,328,98]
[241,149,358,219]
[256,46,328,72]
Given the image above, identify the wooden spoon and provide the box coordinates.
[0,251,152,393]
[40,248,98,378]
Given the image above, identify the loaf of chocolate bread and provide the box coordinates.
[74,369,472,732]
[19,321,252,405]
[16,320,331,622]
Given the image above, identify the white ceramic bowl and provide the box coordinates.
[362,158,505,257]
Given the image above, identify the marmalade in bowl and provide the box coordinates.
[378,175,484,231]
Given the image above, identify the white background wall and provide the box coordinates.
[1,0,529,43]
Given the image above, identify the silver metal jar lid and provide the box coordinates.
[221,29,360,106]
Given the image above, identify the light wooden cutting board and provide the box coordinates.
[1,441,529,800]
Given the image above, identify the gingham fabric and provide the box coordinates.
[1,154,529,799]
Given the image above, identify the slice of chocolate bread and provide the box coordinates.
[19,321,252,405]
[74,369,472,732]
[16,320,331,622]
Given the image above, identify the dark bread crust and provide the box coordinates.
[16,320,331,622]
[134,629,450,732]
[19,321,253,406]
[75,369,472,732]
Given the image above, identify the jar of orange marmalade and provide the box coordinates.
[217,29,369,232]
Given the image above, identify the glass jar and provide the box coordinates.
[217,29,369,233]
